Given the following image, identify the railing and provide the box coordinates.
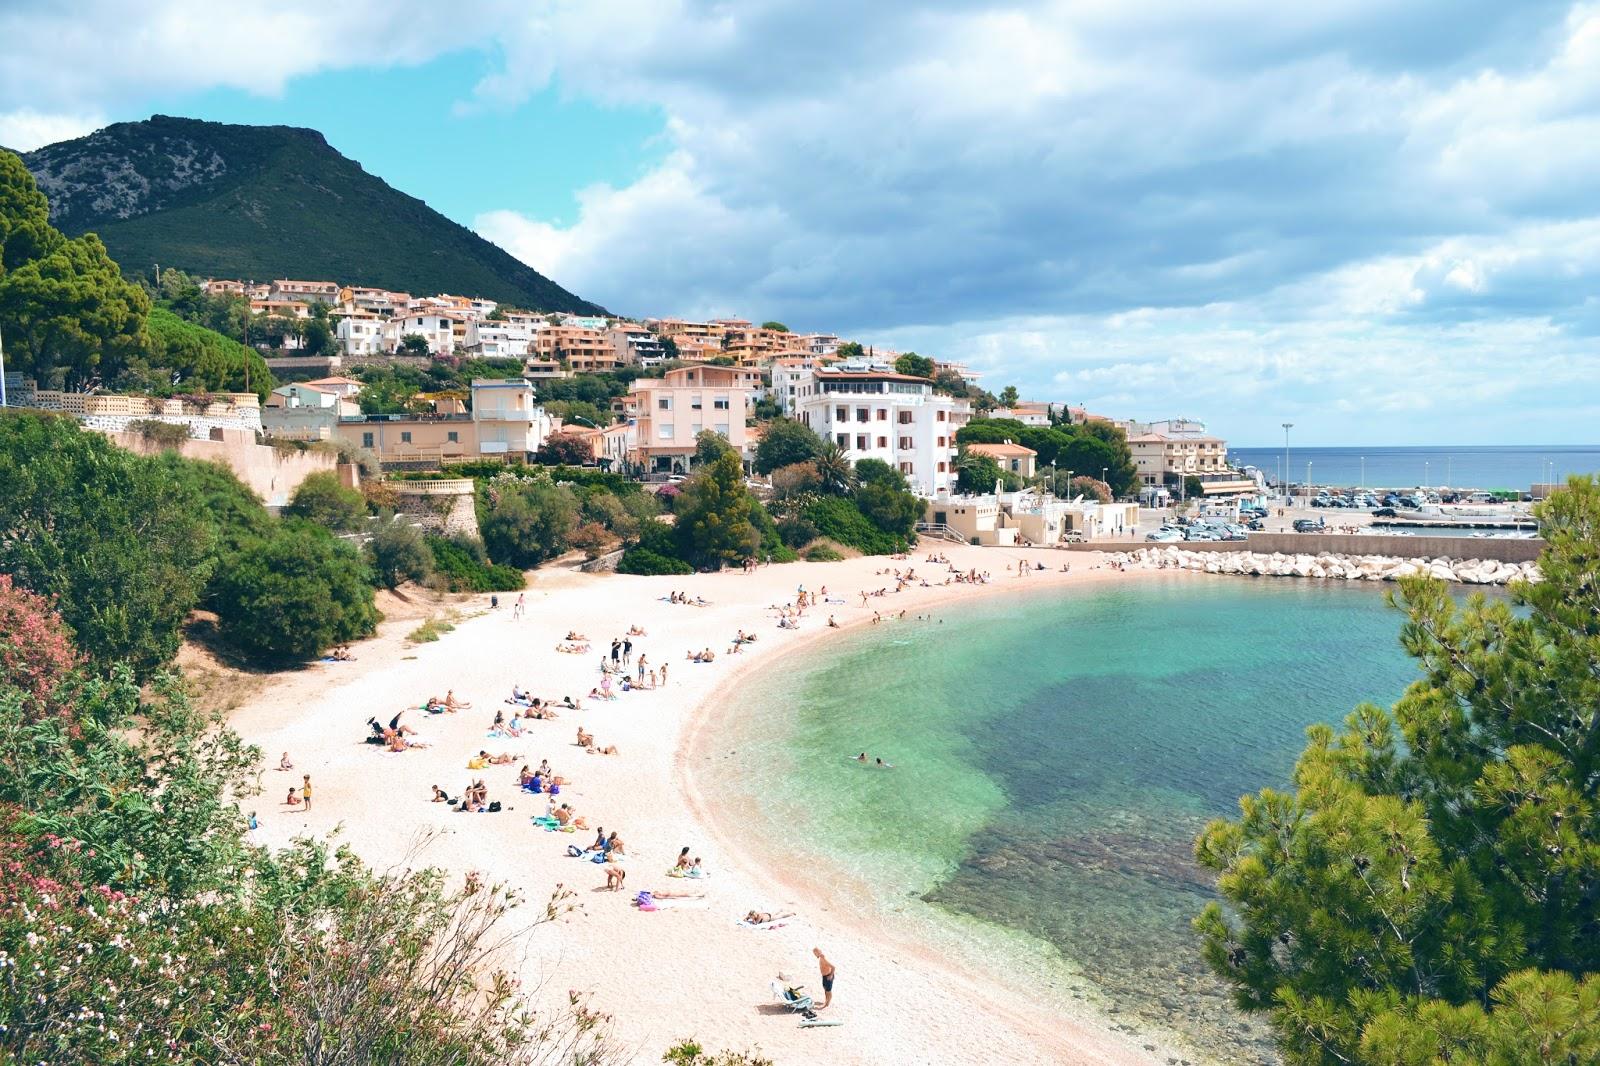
[915,521,968,543]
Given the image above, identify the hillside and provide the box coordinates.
[21,115,602,314]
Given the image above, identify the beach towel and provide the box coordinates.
[738,916,793,931]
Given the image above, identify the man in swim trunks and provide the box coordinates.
[813,947,835,1008]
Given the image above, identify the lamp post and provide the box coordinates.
[1424,460,1430,492]
[1360,455,1365,492]
[1307,461,1313,508]
[1282,422,1294,506]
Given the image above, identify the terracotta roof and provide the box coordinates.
[966,441,1037,458]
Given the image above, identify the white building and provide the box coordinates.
[470,378,554,456]
[788,360,969,495]
[464,320,535,359]
[392,312,457,355]
[335,315,391,356]
[262,382,360,440]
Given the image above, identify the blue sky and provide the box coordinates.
[1,0,1598,446]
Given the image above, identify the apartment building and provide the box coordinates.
[262,382,361,440]
[534,324,615,369]
[393,311,458,355]
[269,279,340,305]
[465,320,535,359]
[1125,419,1251,493]
[620,365,757,473]
[606,322,670,366]
[965,441,1037,478]
[335,314,389,356]
[334,379,551,465]
[788,361,969,495]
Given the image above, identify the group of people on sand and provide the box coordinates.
[575,726,619,755]
[368,711,430,752]
[431,778,495,812]
[423,690,471,714]
[666,591,709,606]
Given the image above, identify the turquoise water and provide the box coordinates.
[718,576,1433,1062]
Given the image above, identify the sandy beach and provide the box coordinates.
[231,546,1200,1065]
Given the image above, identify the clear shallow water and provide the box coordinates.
[1228,444,1600,492]
[719,576,1432,1062]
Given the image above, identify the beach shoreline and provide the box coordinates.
[228,546,1204,1065]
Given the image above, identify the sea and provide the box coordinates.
[712,576,1456,1063]
[1227,444,1600,492]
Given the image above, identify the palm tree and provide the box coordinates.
[815,440,856,495]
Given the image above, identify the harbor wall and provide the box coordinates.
[1060,532,1545,564]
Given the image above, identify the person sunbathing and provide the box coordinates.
[444,690,471,711]
[627,625,646,636]
[744,910,795,925]
[425,697,444,714]
[586,743,620,756]
[479,750,519,766]
[576,727,594,747]
[605,832,626,856]
[566,630,589,641]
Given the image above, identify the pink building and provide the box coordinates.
[621,365,757,473]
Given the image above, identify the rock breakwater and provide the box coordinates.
[1104,546,1538,585]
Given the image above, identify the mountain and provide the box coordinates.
[21,115,602,314]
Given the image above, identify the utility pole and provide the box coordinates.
[1282,423,1294,506]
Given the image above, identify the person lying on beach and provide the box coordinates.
[509,685,530,704]
[586,743,620,755]
[566,630,589,641]
[478,750,519,766]
[587,687,617,702]
[743,910,796,925]
[425,697,444,714]
[389,711,416,735]
[329,644,355,661]
[386,729,427,752]
[627,625,647,636]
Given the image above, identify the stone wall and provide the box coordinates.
[393,478,480,538]
[108,427,339,508]
[1057,532,1544,565]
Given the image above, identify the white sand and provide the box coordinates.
[232,547,1202,1065]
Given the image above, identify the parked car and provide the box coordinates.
[1293,518,1325,533]
[1145,528,1183,542]
[1372,507,1397,518]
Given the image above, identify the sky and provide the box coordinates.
[2,1,1598,446]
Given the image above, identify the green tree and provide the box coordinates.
[479,476,579,568]
[998,385,1020,407]
[760,321,789,332]
[893,352,935,378]
[367,517,435,589]
[1194,476,1600,1065]
[695,428,737,467]
[1076,419,1139,497]
[955,450,1011,494]
[1183,474,1205,499]
[399,332,430,355]
[0,412,213,677]
[0,232,153,388]
[674,450,761,569]
[754,417,824,474]
[302,314,334,356]
[835,341,864,359]
[139,306,272,400]
[814,439,856,495]
[211,519,378,661]
[283,470,368,532]
[0,150,63,277]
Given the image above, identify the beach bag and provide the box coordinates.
[566,844,584,858]
[590,852,608,864]
[488,801,502,813]
[549,783,560,795]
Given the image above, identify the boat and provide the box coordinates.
[1393,503,1533,524]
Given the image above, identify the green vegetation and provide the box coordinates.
[479,474,580,568]
[1195,477,1600,1064]
[407,616,456,643]
[672,450,774,569]
[893,351,935,378]
[754,416,824,474]
[282,469,367,532]
[534,431,595,466]
[126,417,192,448]
[22,117,601,313]
[958,416,1138,498]
[210,519,379,662]
[804,543,845,562]
[367,518,434,589]
[424,533,525,592]
[804,495,907,555]
[760,321,788,333]
[0,411,214,677]
[664,1040,774,1066]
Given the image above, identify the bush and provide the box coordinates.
[426,534,526,592]
[284,470,367,532]
[533,431,594,466]
[805,495,906,555]
[0,574,80,718]
[776,513,819,549]
[368,518,434,589]
[408,616,455,643]
[211,520,380,662]
[0,411,214,678]
[616,547,694,575]
[479,476,579,568]
[804,543,844,562]
[569,520,613,558]
[127,417,192,449]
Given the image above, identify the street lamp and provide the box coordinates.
[1360,455,1365,491]
[1424,460,1430,491]
[1307,461,1313,506]
[1281,422,1294,506]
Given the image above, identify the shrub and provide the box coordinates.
[426,534,526,592]
[534,431,594,466]
[0,411,214,678]
[408,616,456,643]
[804,543,844,562]
[776,513,819,549]
[617,547,694,575]
[211,520,380,662]
[284,470,368,532]
[480,476,579,568]
[805,495,906,555]
[126,417,191,449]
[0,574,79,718]
[368,518,434,589]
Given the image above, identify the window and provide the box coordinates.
[938,461,947,473]
[936,410,946,422]
[876,409,887,421]
[659,425,675,440]
[835,406,848,422]
[856,407,869,422]
[400,431,412,444]
[713,396,730,410]
[715,423,729,436]
[362,432,374,448]
[447,431,459,443]
[691,394,703,410]
[836,433,848,447]
[899,436,913,449]
[898,411,913,424]
[937,436,946,447]
[877,436,888,449]
[658,397,672,410]
[856,434,868,450]
[692,423,702,436]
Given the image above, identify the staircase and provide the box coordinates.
[915,521,968,544]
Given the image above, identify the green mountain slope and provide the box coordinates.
[22,115,601,314]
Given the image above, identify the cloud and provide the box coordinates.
[0,109,105,151]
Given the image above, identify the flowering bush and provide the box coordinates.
[0,575,78,720]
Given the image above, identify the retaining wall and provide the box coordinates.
[1057,532,1545,564]
[109,427,339,509]
[393,478,480,538]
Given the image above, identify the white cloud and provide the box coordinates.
[0,109,105,151]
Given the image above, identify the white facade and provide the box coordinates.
[393,313,456,355]
[336,315,391,356]
[789,362,968,495]
[470,378,553,455]
[465,320,535,359]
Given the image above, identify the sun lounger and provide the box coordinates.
[772,981,813,1013]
